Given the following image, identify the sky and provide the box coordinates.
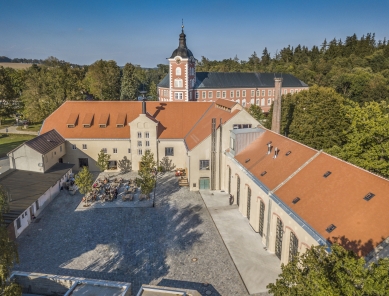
[1,0,389,68]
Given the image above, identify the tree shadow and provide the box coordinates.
[14,173,208,294]
[158,279,221,296]
[329,235,376,257]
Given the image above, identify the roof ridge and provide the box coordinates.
[263,128,318,153]
[183,102,215,142]
[271,150,323,193]
[321,151,389,182]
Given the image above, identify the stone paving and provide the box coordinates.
[15,172,249,295]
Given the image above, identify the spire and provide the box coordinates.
[179,20,186,48]
[182,19,184,33]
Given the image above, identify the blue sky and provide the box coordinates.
[1,0,388,67]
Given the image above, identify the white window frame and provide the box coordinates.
[113,148,118,154]
[137,141,142,147]
[230,91,234,98]
[145,141,150,147]
[236,90,240,98]
[174,78,183,88]
[202,91,206,99]
[242,90,246,97]
[102,148,107,153]
[222,91,226,98]
[138,149,142,155]
[145,132,149,138]
[256,99,260,105]
[251,90,255,97]
[216,91,221,98]
[268,90,272,96]
[72,144,76,150]
[175,67,181,76]
[137,132,142,138]
[200,160,210,170]
[261,98,265,106]
[208,91,213,99]
[82,144,87,150]
[165,147,174,156]
[267,98,271,105]
[195,92,199,99]
[175,92,183,100]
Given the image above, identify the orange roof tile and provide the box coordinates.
[235,130,317,190]
[41,101,234,148]
[275,152,389,256]
[215,98,237,109]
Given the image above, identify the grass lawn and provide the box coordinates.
[16,123,42,132]
[0,133,36,158]
[0,117,16,128]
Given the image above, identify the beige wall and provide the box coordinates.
[157,139,187,170]
[225,155,319,265]
[9,143,65,173]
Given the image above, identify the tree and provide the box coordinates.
[247,104,264,122]
[0,67,19,124]
[267,244,389,295]
[159,156,176,172]
[327,101,389,178]
[120,63,139,101]
[118,156,132,173]
[287,86,348,150]
[74,166,93,196]
[96,149,110,171]
[147,81,158,101]
[136,150,156,195]
[0,185,22,295]
[84,59,120,101]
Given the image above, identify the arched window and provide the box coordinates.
[247,187,251,220]
[289,231,299,262]
[174,78,183,88]
[256,99,260,106]
[275,217,284,260]
[236,175,240,206]
[259,200,265,236]
[242,99,246,107]
[261,98,265,106]
[176,67,181,76]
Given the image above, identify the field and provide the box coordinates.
[0,62,33,69]
[0,133,36,158]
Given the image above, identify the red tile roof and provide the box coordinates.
[40,101,238,150]
[234,129,389,256]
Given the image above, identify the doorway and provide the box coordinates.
[199,178,210,189]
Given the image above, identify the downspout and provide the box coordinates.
[218,118,222,190]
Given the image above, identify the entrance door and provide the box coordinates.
[79,158,88,168]
[199,178,210,189]
[275,217,284,260]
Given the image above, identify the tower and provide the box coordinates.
[168,24,196,101]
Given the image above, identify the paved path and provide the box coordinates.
[15,173,248,295]
[0,125,38,135]
[200,190,281,295]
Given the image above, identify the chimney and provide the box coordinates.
[273,147,279,159]
[142,99,146,114]
[271,77,283,134]
[267,141,272,154]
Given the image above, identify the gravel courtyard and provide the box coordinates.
[15,172,248,295]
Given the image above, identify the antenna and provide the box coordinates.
[181,19,184,32]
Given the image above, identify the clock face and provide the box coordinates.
[175,58,181,64]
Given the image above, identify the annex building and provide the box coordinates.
[157,27,309,113]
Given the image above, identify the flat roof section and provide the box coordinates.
[0,163,74,226]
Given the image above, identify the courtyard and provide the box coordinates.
[15,172,249,295]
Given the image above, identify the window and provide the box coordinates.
[145,132,149,138]
[256,99,260,105]
[196,92,199,99]
[137,141,142,147]
[289,232,299,262]
[35,200,39,210]
[233,124,252,129]
[145,141,150,147]
[236,175,240,206]
[60,145,62,152]
[290,89,294,94]
[165,147,174,156]
[82,144,87,150]
[251,90,255,96]
[71,144,76,150]
[102,148,107,153]
[247,187,251,220]
[236,90,240,98]
[261,98,265,106]
[268,90,272,96]
[137,132,142,138]
[174,78,183,87]
[267,98,271,105]
[242,99,246,107]
[275,218,283,260]
[259,200,265,237]
[284,89,287,94]
[216,91,221,98]
[175,92,183,100]
[113,148,118,154]
[250,99,254,105]
[175,67,181,76]
[222,91,226,98]
[17,218,21,229]
[208,91,213,99]
[138,149,142,155]
[256,90,260,97]
[199,160,210,170]
[262,90,265,96]
[230,137,236,150]
[230,91,234,98]
[128,148,131,153]
[242,90,246,97]
[202,91,206,99]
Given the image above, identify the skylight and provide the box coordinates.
[323,171,332,178]
[285,151,291,156]
[245,158,250,163]
[260,171,267,176]
[326,224,336,233]
[292,197,300,204]
[364,192,375,201]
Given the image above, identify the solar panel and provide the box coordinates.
[260,171,267,176]
[364,192,375,201]
[326,224,336,233]
[323,171,332,178]
[292,197,300,204]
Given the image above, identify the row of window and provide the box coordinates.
[72,145,175,156]
[137,132,149,138]
[174,67,195,76]
[173,78,195,88]
[231,168,299,262]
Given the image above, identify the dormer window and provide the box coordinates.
[82,113,94,128]
[66,113,79,128]
[176,67,181,76]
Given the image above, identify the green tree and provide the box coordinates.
[247,104,264,123]
[147,81,158,101]
[96,149,111,171]
[159,156,176,172]
[287,86,348,150]
[84,59,120,101]
[136,150,157,195]
[267,244,389,296]
[118,156,131,173]
[0,67,18,124]
[0,185,22,295]
[74,166,93,195]
[327,101,389,178]
[120,63,139,101]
